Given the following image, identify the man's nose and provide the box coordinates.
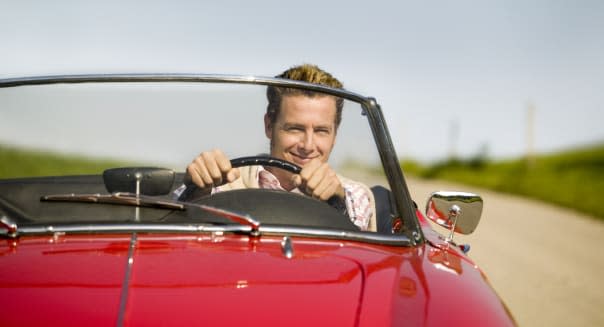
[299,132,314,151]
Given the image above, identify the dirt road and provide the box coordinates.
[405,177,604,327]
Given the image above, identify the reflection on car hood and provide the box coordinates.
[127,235,364,326]
[2,234,365,326]
[0,233,514,327]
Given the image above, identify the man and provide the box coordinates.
[176,64,375,231]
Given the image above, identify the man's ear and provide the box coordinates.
[263,113,272,139]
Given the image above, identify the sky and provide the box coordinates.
[1,0,603,162]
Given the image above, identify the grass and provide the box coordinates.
[401,143,604,220]
[0,144,132,178]
[2,143,602,220]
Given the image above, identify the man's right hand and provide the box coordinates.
[184,149,240,190]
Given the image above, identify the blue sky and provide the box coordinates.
[1,0,603,162]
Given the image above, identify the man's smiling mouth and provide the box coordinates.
[290,153,317,164]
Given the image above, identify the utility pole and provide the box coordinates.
[449,119,459,161]
[526,101,536,167]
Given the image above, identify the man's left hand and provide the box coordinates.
[291,159,345,201]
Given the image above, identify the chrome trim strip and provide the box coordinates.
[116,232,136,327]
[5,224,249,234]
[1,223,412,246]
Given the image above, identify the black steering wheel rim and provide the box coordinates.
[171,155,360,231]
[230,156,301,174]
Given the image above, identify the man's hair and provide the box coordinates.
[266,64,344,128]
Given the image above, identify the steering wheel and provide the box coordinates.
[231,155,342,205]
[230,156,301,174]
[229,156,349,210]
[172,155,359,231]
[180,155,299,200]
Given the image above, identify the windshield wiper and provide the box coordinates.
[40,192,260,233]
[197,204,260,235]
[1,216,18,237]
[41,192,185,210]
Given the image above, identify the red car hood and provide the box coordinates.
[0,233,514,327]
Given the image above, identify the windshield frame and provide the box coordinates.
[0,73,424,245]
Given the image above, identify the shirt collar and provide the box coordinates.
[257,166,303,194]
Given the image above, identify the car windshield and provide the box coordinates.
[0,76,419,244]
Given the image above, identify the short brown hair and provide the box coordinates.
[266,64,344,128]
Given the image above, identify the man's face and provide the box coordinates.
[264,94,337,168]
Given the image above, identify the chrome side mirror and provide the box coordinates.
[425,191,483,243]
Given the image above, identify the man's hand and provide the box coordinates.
[291,159,345,201]
[185,149,240,190]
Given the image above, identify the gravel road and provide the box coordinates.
[342,168,604,326]
[405,176,604,327]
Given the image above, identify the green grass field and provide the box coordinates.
[2,143,602,220]
[401,143,604,220]
[0,144,132,178]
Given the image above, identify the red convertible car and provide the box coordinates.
[0,74,515,326]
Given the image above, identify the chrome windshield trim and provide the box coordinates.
[0,73,372,105]
[0,223,413,246]
[260,226,412,246]
[4,224,250,234]
[362,100,425,244]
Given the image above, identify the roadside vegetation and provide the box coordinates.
[2,143,602,220]
[0,144,131,178]
[401,143,604,221]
